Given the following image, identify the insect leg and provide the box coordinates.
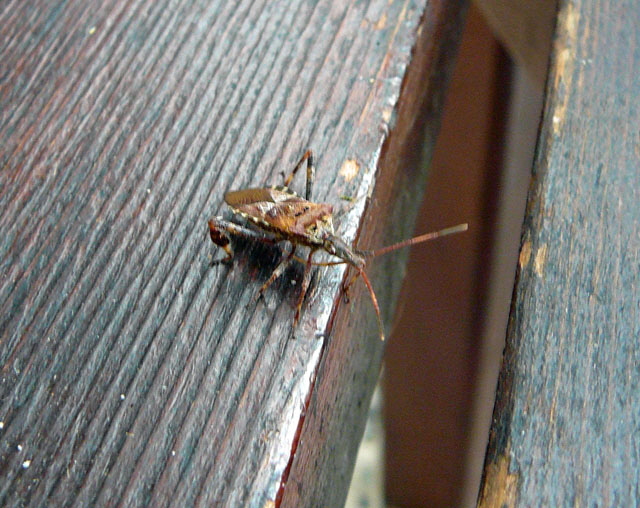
[293,249,316,327]
[357,267,385,341]
[257,245,297,298]
[341,268,361,302]
[208,217,278,263]
[284,149,314,201]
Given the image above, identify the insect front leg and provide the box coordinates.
[284,149,315,201]
[208,217,278,264]
[293,249,316,328]
[341,268,361,303]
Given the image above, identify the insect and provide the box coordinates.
[208,150,467,341]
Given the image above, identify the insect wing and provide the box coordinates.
[237,201,320,235]
[224,187,300,206]
[225,187,332,241]
[225,187,303,235]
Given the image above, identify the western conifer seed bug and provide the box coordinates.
[208,150,467,341]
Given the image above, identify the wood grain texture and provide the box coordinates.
[0,1,465,506]
[479,0,639,506]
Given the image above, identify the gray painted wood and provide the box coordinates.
[479,0,639,505]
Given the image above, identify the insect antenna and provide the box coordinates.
[359,223,469,340]
[356,266,385,341]
[297,223,468,267]
[299,223,467,341]
[365,223,468,258]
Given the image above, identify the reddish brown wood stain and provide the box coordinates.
[0,1,466,506]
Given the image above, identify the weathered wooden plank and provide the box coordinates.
[280,3,469,504]
[478,0,639,505]
[0,0,466,506]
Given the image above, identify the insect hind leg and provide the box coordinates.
[284,149,315,201]
[208,217,278,264]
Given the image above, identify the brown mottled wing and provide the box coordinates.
[224,187,332,241]
[224,187,300,206]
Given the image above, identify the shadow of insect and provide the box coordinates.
[208,150,467,340]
